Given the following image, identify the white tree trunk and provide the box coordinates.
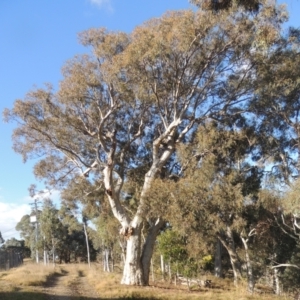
[274,268,281,295]
[106,249,110,272]
[161,255,165,278]
[119,238,126,266]
[168,260,172,281]
[52,239,55,268]
[121,218,164,285]
[141,218,164,284]
[44,249,47,265]
[43,236,47,265]
[111,250,114,272]
[83,221,91,268]
[119,215,163,285]
[103,248,110,272]
[151,259,154,282]
[214,239,222,277]
[36,249,39,264]
[121,222,144,285]
[103,250,106,272]
[241,236,254,293]
[218,227,242,286]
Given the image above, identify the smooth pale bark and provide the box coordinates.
[141,218,165,284]
[214,239,222,277]
[151,259,154,282]
[241,236,254,293]
[218,226,242,285]
[274,268,281,295]
[83,221,91,268]
[161,255,165,277]
[36,250,39,264]
[121,222,144,285]
[119,239,126,265]
[168,261,172,281]
[103,248,110,272]
[52,238,55,268]
[120,218,165,285]
[43,236,47,265]
[44,249,47,265]
[111,251,114,272]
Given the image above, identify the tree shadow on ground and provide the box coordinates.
[0,291,158,300]
[44,269,69,289]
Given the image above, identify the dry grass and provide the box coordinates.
[83,264,290,300]
[0,262,294,300]
[58,263,88,287]
[1,263,63,287]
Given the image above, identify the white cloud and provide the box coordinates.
[0,189,61,242]
[88,0,113,12]
[0,202,31,241]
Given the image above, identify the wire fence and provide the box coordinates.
[0,248,23,270]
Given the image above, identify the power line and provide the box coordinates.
[1,227,18,234]
[2,232,20,239]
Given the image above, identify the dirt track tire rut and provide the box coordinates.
[41,268,100,300]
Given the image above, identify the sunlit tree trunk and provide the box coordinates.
[120,218,164,285]
[218,226,242,285]
[52,237,55,268]
[274,268,281,295]
[121,222,144,284]
[160,255,165,278]
[151,259,154,282]
[83,219,91,268]
[141,218,164,284]
[241,236,254,293]
[168,260,172,282]
[119,239,126,266]
[103,248,111,272]
[214,238,222,277]
[43,236,47,265]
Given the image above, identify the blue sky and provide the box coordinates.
[0,0,299,241]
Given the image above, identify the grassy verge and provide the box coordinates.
[0,262,294,300]
[1,263,63,286]
[83,264,289,300]
[0,262,63,300]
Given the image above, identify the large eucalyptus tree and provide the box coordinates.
[4,1,289,285]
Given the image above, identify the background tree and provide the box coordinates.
[142,121,262,288]
[15,214,36,260]
[39,199,64,266]
[157,229,199,283]
[250,28,300,185]
[0,232,4,245]
[58,201,97,264]
[190,0,264,12]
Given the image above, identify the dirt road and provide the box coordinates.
[35,266,100,300]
